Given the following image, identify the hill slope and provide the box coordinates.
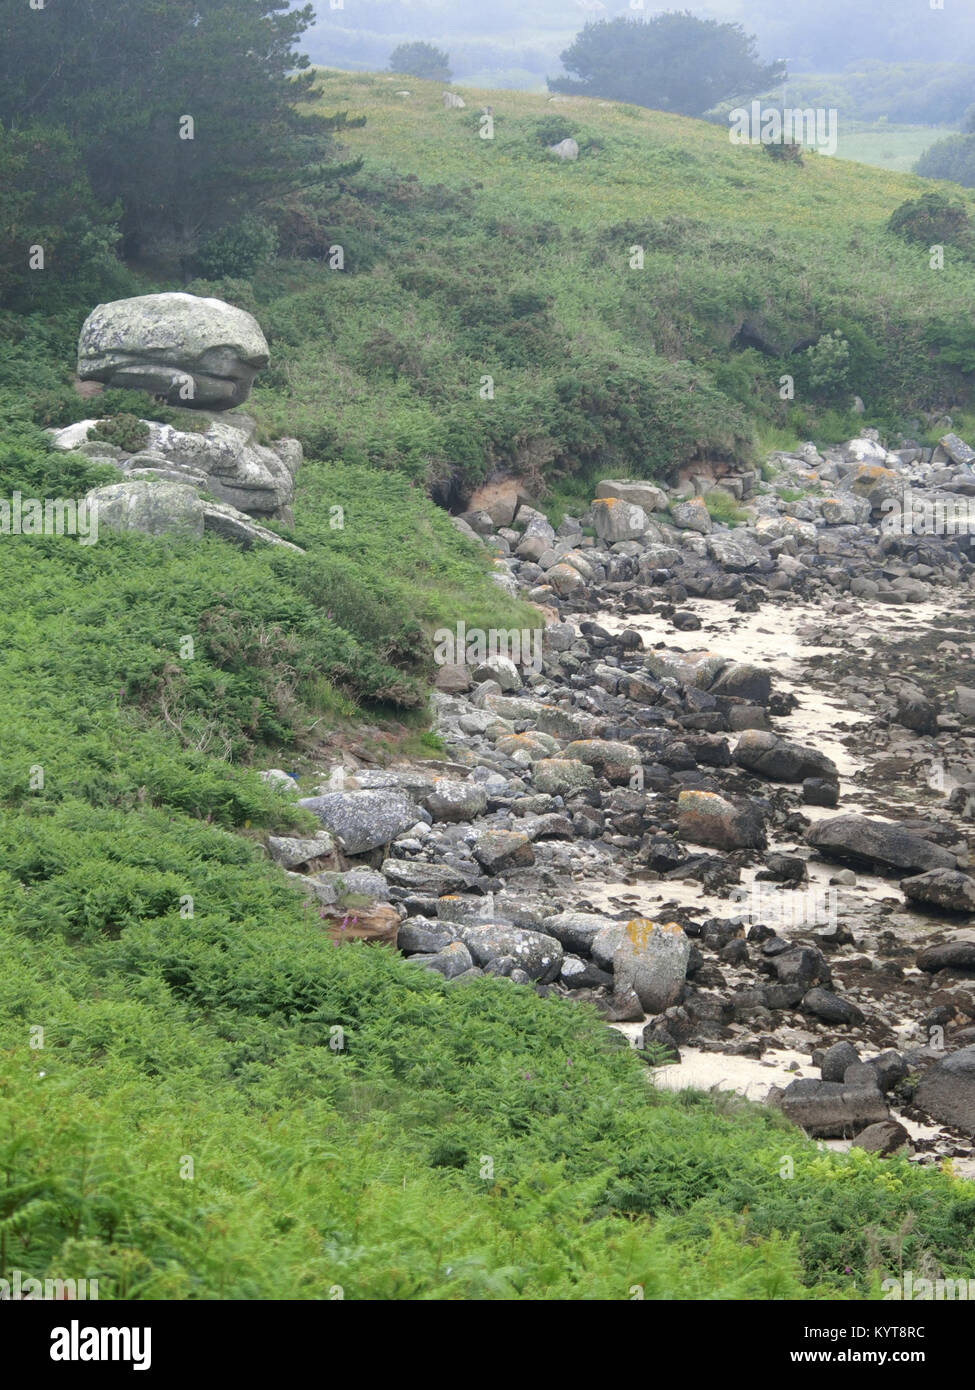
[231,70,975,509]
[3,71,975,1303]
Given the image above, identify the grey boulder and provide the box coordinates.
[298,790,420,854]
[77,292,269,409]
[901,869,975,915]
[85,480,205,538]
[734,729,838,784]
[612,919,690,1014]
[774,1078,889,1138]
[460,924,563,982]
[807,815,955,875]
[915,1047,975,1135]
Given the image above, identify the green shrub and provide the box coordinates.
[887,191,973,249]
[197,217,279,279]
[702,489,745,525]
[87,414,150,453]
[805,332,852,400]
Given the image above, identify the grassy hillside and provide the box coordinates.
[4,70,975,1301]
[833,125,944,174]
[208,69,975,507]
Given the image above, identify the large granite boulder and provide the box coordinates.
[591,497,648,543]
[298,790,421,854]
[77,293,269,409]
[612,919,690,1014]
[84,481,302,550]
[85,480,205,539]
[595,479,668,513]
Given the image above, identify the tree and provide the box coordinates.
[916,135,975,190]
[549,13,784,118]
[0,124,120,311]
[0,0,357,275]
[388,41,452,82]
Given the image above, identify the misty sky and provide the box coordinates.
[302,0,975,87]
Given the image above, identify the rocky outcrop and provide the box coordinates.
[84,480,302,550]
[52,412,301,523]
[85,480,206,539]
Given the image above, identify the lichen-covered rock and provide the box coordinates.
[460,924,563,981]
[85,480,205,538]
[644,649,725,689]
[52,411,301,521]
[612,918,690,1014]
[547,561,586,597]
[201,500,303,550]
[77,292,269,409]
[298,790,420,854]
[902,870,975,915]
[669,497,712,533]
[532,758,596,795]
[591,496,648,543]
[472,829,535,874]
[422,779,489,823]
[564,738,641,783]
[677,789,767,850]
[595,479,668,513]
[267,832,337,872]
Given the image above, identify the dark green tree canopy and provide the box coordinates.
[388,41,452,82]
[916,134,975,190]
[0,0,355,273]
[550,13,784,118]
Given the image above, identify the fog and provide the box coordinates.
[303,0,975,88]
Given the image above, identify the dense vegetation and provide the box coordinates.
[4,32,975,1299]
[769,64,975,128]
[916,133,975,191]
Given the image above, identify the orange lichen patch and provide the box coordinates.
[624,918,684,948]
[855,464,895,481]
[626,917,655,948]
[591,497,619,508]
